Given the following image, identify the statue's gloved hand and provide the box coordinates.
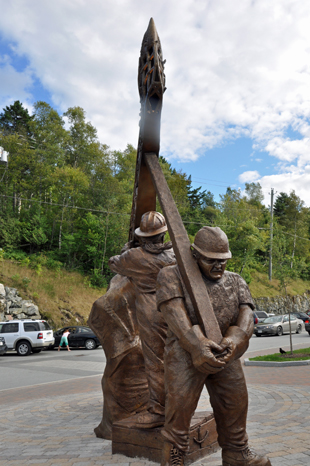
[179,325,226,374]
[218,326,249,364]
[215,337,236,364]
[120,239,140,254]
[120,241,134,254]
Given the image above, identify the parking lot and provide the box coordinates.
[1,334,310,466]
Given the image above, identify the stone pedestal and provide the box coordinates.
[112,411,219,465]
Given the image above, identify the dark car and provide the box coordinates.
[291,312,310,325]
[302,314,310,335]
[0,336,7,355]
[53,326,100,350]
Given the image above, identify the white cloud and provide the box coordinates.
[259,168,310,205]
[239,170,260,183]
[0,55,33,109]
[1,1,310,201]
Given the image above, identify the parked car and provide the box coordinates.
[0,320,54,356]
[304,318,310,335]
[291,312,310,325]
[255,311,269,323]
[0,336,7,355]
[53,326,100,350]
[254,314,303,337]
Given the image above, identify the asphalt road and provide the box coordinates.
[0,347,106,391]
[1,330,309,392]
[247,329,310,354]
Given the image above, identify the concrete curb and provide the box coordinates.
[244,358,310,367]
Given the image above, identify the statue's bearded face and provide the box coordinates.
[197,256,227,281]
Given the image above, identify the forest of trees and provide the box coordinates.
[1,100,310,287]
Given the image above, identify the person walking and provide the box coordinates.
[58,329,71,351]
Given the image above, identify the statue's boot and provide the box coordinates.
[119,410,164,429]
[161,442,184,466]
[222,447,271,466]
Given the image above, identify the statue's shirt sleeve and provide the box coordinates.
[156,265,184,308]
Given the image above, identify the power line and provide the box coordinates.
[258,227,310,243]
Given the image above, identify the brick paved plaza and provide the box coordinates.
[1,359,310,466]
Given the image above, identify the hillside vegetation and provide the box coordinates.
[0,258,105,329]
[1,257,310,330]
[1,100,310,295]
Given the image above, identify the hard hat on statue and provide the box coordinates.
[135,211,168,237]
[192,226,232,260]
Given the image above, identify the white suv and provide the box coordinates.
[0,320,55,356]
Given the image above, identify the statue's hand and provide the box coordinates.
[120,241,135,254]
[215,337,236,364]
[191,338,226,374]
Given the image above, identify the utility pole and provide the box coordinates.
[269,188,274,281]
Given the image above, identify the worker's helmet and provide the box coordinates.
[135,211,168,237]
[192,226,232,259]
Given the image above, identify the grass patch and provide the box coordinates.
[249,271,310,299]
[0,259,106,329]
[249,347,310,362]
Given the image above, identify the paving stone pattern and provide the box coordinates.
[1,366,310,466]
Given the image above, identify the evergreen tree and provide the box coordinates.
[0,100,33,136]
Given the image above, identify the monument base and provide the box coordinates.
[112,411,219,465]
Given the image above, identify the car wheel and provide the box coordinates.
[85,339,96,350]
[296,324,302,334]
[16,341,32,356]
[276,326,283,336]
[32,348,42,353]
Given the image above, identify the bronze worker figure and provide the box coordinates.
[88,274,149,439]
[109,211,176,429]
[157,226,271,466]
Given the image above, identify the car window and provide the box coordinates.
[0,323,19,333]
[38,322,51,330]
[80,328,91,333]
[263,316,282,323]
[24,322,40,332]
[283,315,289,322]
[69,328,77,334]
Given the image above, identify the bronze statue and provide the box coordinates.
[108,211,176,428]
[88,274,149,439]
[157,226,271,466]
[90,17,272,466]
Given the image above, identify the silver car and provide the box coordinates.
[254,314,303,337]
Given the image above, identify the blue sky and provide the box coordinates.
[1,1,310,205]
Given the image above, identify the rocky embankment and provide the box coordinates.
[0,283,41,322]
[253,293,310,315]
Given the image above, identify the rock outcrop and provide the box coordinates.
[0,283,41,322]
[253,293,310,315]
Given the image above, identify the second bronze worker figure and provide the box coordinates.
[109,211,176,428]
